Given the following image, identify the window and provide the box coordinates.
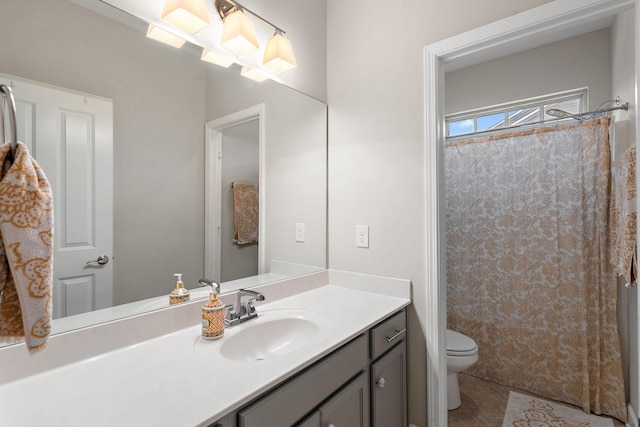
[446,90,585,138]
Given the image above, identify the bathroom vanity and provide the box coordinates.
[212,309,407,427]
[0,270,410,427]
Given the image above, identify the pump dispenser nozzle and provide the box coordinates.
[169,273,190,305]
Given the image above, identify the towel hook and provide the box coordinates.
[0,84,18,162]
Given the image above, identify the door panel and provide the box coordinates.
[371,341,407,427]
[319,372,369,427]
[0,75,113,318]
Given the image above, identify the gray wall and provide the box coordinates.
[326,0,572,425]
[445,28,612,114]
[206,66,328,271]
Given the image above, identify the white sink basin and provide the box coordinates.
[220,310,328,362]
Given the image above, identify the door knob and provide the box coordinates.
[86,255,109,265]
[376,377,386,388]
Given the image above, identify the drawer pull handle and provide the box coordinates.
[386,328,406,343]
[326,424,336,427]
[377,377,386,388]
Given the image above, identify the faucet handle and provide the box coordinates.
[246,299,257,315]
[225,304,237,317]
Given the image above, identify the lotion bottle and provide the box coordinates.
[202,282,225,340]
[169,273,190,305]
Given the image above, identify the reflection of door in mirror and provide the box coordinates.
[220,119,259,282]
[1,75,113,319]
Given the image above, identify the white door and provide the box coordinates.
[0,75,113,319]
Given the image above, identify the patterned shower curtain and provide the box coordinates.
[445,117,627,421]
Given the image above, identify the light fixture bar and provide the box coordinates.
[215,0,286,35]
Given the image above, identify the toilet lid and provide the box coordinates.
[447,329,478,355]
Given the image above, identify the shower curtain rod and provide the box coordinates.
[445,102,629,141]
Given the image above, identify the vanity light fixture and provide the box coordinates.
[240,66,269,82]
[201,49,234,67]
[146,24,187,48]
[160,0,211,35]
[263,31,297,73]
[220,7,259,56]
[215,0,297,73]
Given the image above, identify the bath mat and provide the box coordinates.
[502,392,614,427]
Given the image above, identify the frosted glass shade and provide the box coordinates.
[146,25,186,48]
[263,33,297,73]
[241,67,269,83]
[161,0,210,34]
[201,49,234,68]
[221,10,259,56]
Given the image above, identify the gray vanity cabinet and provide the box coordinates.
[295,373,369,427]
[318,371,369,427]
[371,340,407,426]
[296,411,321,427]
[238,335,369,427]
[369,310,407,427]
[210,413,236,427]
[210,308,407,427]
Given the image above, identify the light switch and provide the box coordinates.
[356,225,369,248]
[296,223,305,242]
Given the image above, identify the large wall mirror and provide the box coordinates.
[0,0,327,340]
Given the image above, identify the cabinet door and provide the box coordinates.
[371,340,407,427]
[209,412,236,427]
[295,411,320,427]
[319,372,369,427]
[238,335,368,427]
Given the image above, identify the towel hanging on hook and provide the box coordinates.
[0,84,18,163]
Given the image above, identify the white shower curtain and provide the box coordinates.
[445,117,626,421]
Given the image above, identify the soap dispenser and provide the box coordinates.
[201,281,225,340]
[169,273,190,305]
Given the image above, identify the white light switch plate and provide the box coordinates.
[356,225,369,248]
[296,223,305,242]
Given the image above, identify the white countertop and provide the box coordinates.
[0,271,411,427]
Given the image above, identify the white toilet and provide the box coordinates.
[446,329,479,410]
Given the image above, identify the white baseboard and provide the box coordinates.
[628,403,639,427]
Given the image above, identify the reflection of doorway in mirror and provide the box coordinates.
[0,74,114,319]
[220,120,259,282]
[205,104,266,284]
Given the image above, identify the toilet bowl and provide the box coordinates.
[447,329,478,410]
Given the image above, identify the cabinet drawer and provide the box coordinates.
[238,334,369,427]
[370,310,406,360]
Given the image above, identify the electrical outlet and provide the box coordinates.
[356,225,369,248]
[296,223,305,242]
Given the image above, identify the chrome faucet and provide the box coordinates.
[226,288,265,327]
[198,278,218,289]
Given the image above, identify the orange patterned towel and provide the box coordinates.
[232,183,258,245]
[611,145,637,286]
[0,142,54,353]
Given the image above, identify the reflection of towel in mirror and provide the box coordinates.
[611,145,637,286]
[0,142,54,353]
[233,183,258,245]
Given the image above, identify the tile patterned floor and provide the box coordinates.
[447,373,625,427]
